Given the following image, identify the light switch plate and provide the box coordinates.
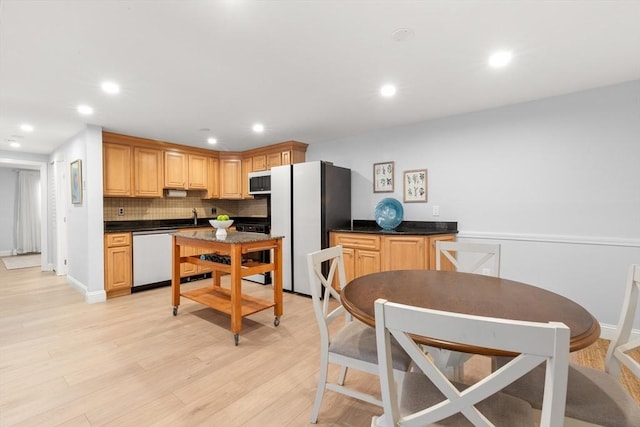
[432,205,440,216]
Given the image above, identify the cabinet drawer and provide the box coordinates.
[105,232,131,247]
[331,233,380,250]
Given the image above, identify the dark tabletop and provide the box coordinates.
[341,270,600,356]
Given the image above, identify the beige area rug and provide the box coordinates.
[2,254,41,270]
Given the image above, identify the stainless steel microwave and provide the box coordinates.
[248,171,271,194]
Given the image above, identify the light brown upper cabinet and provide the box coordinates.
[220,156,242,199]
[103,142,132,196]
[102,132,308,199]
[207,157,220,199]
[281,150,292,165]
[188,154,208,189]
[267,152,283,169]
[133,147,163,197]
[252,155,267,172]
[242,158,253,199]
[267,150,293,168]
[164,151,188,189]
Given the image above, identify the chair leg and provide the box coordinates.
[337,365,348,386]
[605,354,622,379]
[310,353,329,423]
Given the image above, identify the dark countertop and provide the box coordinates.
[104,216,269,233]
[332,220,458,236]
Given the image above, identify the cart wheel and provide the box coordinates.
[274,316,280,327]
[234,334,239,346]
[172,306,178,316]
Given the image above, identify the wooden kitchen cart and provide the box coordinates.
[171,230,284,345]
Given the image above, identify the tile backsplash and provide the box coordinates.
[104,192,268,221]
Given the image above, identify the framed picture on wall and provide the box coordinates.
[373,161,394,193]
[70,159,82,204]
[403,169,427,203]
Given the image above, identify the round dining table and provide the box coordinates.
[341,270,601,357]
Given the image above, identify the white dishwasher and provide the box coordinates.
[132,230,176,289]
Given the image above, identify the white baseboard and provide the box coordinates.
[599,322,640,341]
[0,250,12,257]
[66,275,106,304]
[86,290,107,304]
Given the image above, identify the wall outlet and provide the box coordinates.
[211,207,217,215]
[482,268,491,276]
[118,207,125,216]
[432,205,440,216]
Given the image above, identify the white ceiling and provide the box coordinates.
[1,0,639,156]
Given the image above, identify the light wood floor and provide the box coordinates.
[1,262,638,426]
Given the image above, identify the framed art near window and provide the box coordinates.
[373,161,394,193]
[404,169,427,203]
[70,159,82,204]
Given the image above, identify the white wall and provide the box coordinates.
[0,167,17,255]
[308,80,640,335]
[51,125,105,303]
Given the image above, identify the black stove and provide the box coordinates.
[235,223,270,234]
[233,221,272,285]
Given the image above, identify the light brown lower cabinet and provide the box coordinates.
[104,232,132,298]
[330,231,457,291]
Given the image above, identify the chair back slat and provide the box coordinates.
[435,241,501,277]
[374,298,570,427]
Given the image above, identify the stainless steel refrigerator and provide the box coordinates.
[270,161,351,295]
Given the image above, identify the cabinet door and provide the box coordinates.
[103,143,132,196]
[382,236,426,271]
[356,249,381,277]
[188,154,208,189]
[339,246,356,290]
[281,150,292,165]
[252,155,267,171]
[267,152,282,169]
[220,158,242,199]
[179,245,198,277]
[207,157,220,199]
[164,152,187,189]
[242,158,253,199]
[105,245,132,292]
[427,234,457,270]
[133,147,163,197]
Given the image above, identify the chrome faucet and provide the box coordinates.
[192,208,198,225]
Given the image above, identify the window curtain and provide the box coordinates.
[15,170,41,254]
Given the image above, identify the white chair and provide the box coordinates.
[498,265,640,426]
[431,241,502,380]
[435,240,501,276]
[307,245,412,424]
[605,264,640,380]
[372,298,570,427]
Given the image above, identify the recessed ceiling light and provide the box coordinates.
[380,84,397,97]
[101,81,120,94]
[488,51,512,68]
[9,141,20,148]
[207,137,217,145]
[20,123,34,132]
[252,123,264,133]
[77,105,94,115]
